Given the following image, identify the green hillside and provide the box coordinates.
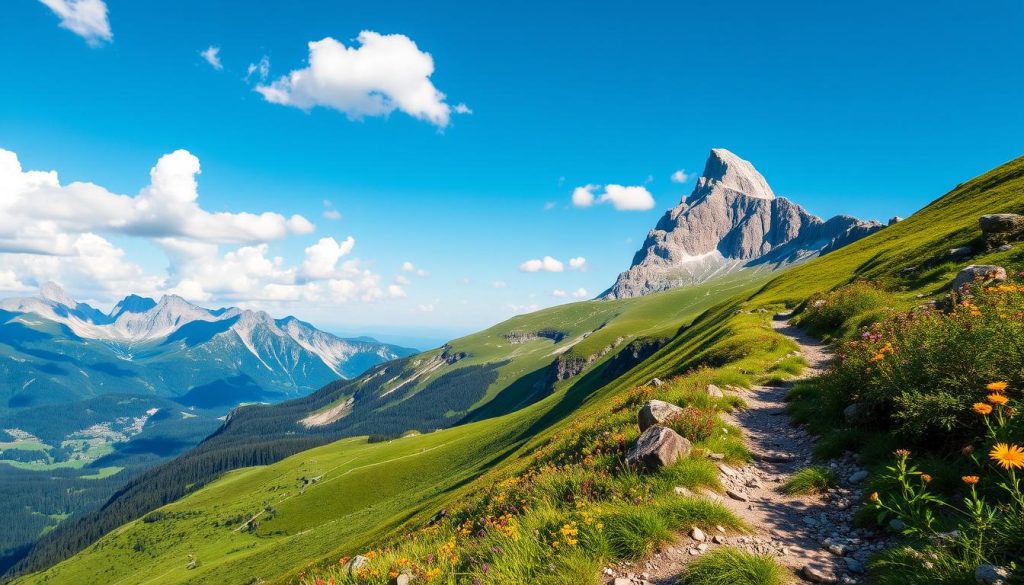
[16,154,1024,585]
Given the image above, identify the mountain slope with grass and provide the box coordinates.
[14,154,1024,585]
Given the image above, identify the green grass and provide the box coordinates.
[19,153,1024,585]
[782,466,838,495]
[682,547,790,585]
[80,466,124,480]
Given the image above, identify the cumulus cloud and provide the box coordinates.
[571,184,597,207]
[200,46,223,70]
[552,289,567,298]
[0,148,314,254]
[247,56,270,82]
[519,256,564,273]
[401,261,429,277]
[568,257,587,271]
[0,148,394,308]
[255,31,463,128]
[571,183,655,211]
[572,288,589,298]
[671,169,691,184]
[38,0,111,46]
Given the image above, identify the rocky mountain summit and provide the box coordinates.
[602,149,883,299]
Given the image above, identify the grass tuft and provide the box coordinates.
[782,466,838,495]
[682,547,789,585]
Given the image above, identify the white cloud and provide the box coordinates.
[416,303,436,313]
[247,56,270,82]
[568,257,587,271]
[552,289,567,298]
[507,303,539,315]
[671,169,691,184]
[453,103,473,115]
[322,209,342,220]
[301,236,355,279]
[255,31,459,128]
[492,280,507,289]
[401,261,429,277]
[0,148,395,309]
[519,256,564,273]
[571,183,655,211]
[571,288,589,298]
[0,148,314,254]
[571,184,598,207]
[38,0,111,46]
[200,46,223,70]
[394,274,410,285]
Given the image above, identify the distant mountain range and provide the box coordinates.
[602,149,886,298]
[0,283,417,411]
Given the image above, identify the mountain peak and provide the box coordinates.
[38,281,77,307]
[690,148,775,202]
[109,294,157,319]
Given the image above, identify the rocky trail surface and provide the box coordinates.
[607,314,891,585]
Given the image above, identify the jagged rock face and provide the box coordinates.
[602,149,883,299]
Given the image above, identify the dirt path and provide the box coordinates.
[608,314,887,585]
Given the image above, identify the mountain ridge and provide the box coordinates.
[602,149,884,298]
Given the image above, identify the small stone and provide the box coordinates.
[848,470,868,483]
[344,555,369,575]
[718,463,738,477]
[614,578,632,585]
[974,563,1010,585]
[712,535,725,544]
[845,557,864,574]
[889,518,906,531]
[647,377,664,388]
[716,525,726,533]
[827,543,846,556]
[999,244,1013,251]
[390,573,412,585]
[707,452,725,461]
[706,384,725,398]
[801,564,836,583]
[726,489,750,502]
[690,527,706,542]
[674,486,693,497]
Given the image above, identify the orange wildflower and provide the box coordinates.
[973,403,993,415]
[986,381,1009,393]
[987,393,1009,405]
[990,443,1024,470]
[962,475,979,485]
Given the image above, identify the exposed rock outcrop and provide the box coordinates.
[638,399,684,431]
[626,425,692,470]
[602,149,883,298]
[953,265,1007,290]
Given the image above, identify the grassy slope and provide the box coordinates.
[21,154,1024,585]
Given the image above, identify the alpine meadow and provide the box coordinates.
[1,2,1023,585]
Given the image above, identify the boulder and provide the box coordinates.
[979,213,1024,234]
[344,555,369,575]
[949,246,974,260]
[975,564,1010,585]
[706,384,725,398]
[953,265,1007,290]
[638,399,684,432]
[626,425,692,471]
[801,564,836,583]
[390,572,412,585]
[647,377,665,387]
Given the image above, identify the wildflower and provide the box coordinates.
[987,381,1009,393]
[973,403,993,415]
[921,473,932,483]
[962,475,979,485]
[895,449,911,457]
[989,443,1024,470]
[987,393,1009,405]
[869,491,880,503]
[962,445,975,455]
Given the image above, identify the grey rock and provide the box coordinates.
[845,557,865,574]
[390,573,412,585]
[638,400,684,432]
[949,246,974,259]
[707,452,725,461]
[980,213,1024,234]
[726,489,750,502]
[953,265,1007,290]
[718,463,738,477]
[601,149,882,299]
[626,425,692,471]
[975,564,1010,585]
[998,244,1013,251]
[344,555,369,575]
[614,578,632,585]
[889,519,907,531]
[674,486,694,497]
[848,470,869,483]
[801,564,836,583]
[706,384,725,398]
[712,535,726,544]
[888,216,903,225]
[690,527,706,542]
[647,377,665,388]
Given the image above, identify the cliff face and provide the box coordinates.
[602,149,883,299]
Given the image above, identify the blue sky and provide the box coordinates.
[1,0,1022,347]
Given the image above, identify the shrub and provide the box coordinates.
[824,282,1024,445]
[682,547,788,585]
[783,466,838,495]
[795,280,894,340]
[664,406,717,442]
